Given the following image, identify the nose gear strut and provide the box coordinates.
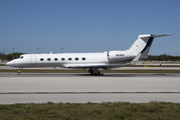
[17,68,23,75]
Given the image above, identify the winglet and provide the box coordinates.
[130,53,141,65]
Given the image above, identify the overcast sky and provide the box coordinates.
[0,0,179,55]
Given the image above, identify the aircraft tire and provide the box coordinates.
[91,71,94,75]
[17,72,21,75]
[96,71,100,76]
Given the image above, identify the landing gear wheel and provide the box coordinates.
[17,72,21,75]
[89,68,100,76]
[17,68,23,75]
[96,71,100,76]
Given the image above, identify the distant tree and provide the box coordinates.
[5,54,13,61]
[147,54,180,61]
[0,52,5,61]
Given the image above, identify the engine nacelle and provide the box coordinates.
[107,50,135,63]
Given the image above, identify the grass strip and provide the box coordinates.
[0,69,180,73]
[0,102,180,120]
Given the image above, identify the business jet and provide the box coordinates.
[6,34,172,75]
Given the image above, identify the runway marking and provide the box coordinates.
[0,92,180,94]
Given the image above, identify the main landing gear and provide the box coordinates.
[89,68,100,76]
[17,68,23,75]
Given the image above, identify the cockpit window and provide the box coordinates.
[20,56,24,59]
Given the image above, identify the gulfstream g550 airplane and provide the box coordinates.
[6,34,172,75]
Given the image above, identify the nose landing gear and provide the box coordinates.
[17,68,23,75]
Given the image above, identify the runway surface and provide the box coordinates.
[0,73,180,104]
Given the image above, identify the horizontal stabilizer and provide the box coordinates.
[140,34,173,38]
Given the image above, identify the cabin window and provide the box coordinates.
[61,58,65,61]
[75,57,79,61]
[47,58,51,61]
[54,58,58,61]
[68,58,72,61]
[82,57,86,61]
[40,58,44,61]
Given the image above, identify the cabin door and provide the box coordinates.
[30,55,37,65]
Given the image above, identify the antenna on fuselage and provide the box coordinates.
[50,51,52,54]
[37,48,39,53]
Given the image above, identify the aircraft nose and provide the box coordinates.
[6,61,14,66]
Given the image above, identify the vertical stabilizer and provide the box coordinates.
[129,34,172,59]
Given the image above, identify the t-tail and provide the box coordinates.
[129,34,173,59]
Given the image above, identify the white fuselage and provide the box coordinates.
[6,50,135,69]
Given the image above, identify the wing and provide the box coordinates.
[65,64,125,69]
